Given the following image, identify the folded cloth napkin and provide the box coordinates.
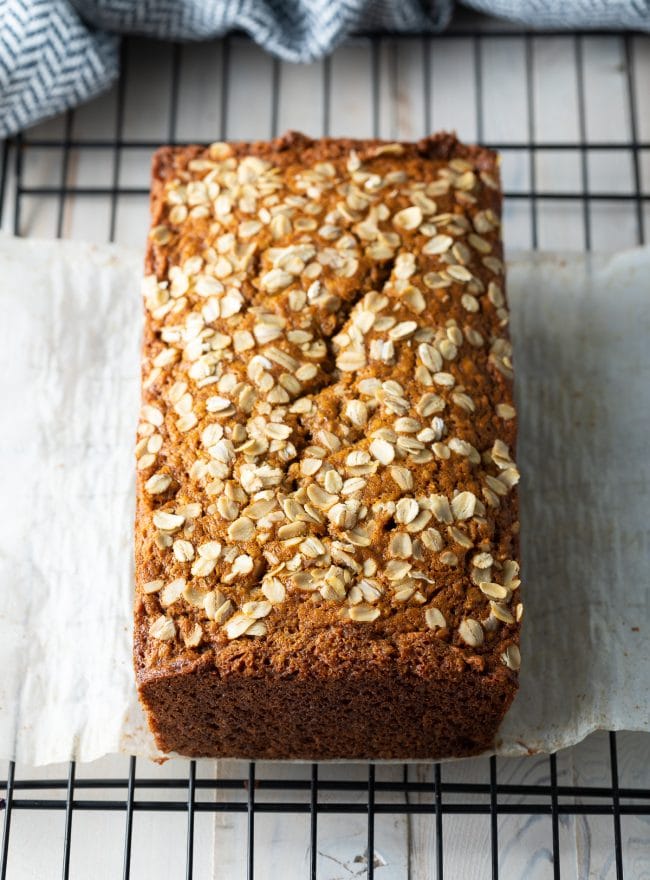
[1,0,649,138]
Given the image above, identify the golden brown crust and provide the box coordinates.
[134,131,521,760]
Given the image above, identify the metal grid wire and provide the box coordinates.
[1,21,649,880]
[2,739,650,879]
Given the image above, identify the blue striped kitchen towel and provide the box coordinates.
[1,0,649,137]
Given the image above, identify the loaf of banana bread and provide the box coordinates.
[134,131,521,760]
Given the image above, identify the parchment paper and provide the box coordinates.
[1,235,648,766]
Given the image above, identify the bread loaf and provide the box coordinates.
[134,132,521,759]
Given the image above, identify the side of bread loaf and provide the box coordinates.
[134,132,521,760]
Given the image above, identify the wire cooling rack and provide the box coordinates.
[1,18,650,880]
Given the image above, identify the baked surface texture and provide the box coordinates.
[135,131,521,760]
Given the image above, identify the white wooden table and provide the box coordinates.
[1,25,649,880]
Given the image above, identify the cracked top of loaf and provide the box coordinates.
[135,131,521,683]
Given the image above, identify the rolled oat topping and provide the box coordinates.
[136,133,520,666]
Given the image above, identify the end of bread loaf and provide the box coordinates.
[136,630,516,759]
[135,131,521,760]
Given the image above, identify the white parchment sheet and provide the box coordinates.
[0,236,648,766]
